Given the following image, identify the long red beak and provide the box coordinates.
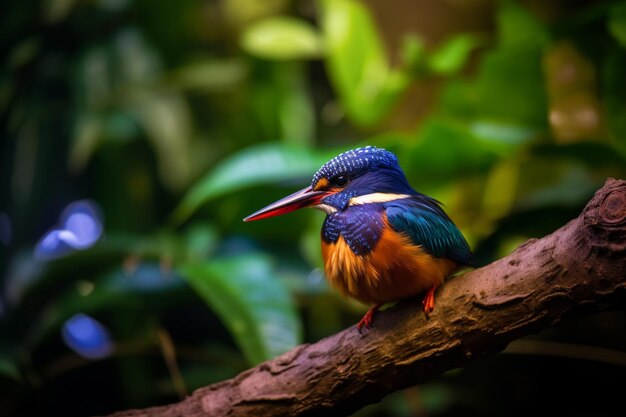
[243,186,330,222]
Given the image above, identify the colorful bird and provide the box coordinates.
[244,146,473,330]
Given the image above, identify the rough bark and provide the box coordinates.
[106,178,626,417]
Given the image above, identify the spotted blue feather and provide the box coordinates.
[322,205,385,256]
[312,146,398,188]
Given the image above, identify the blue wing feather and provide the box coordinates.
[385,196,473,266]
[322,205,385,256]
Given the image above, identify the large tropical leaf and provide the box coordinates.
[319,0,410,126]
[171,143,334,224]
[180,254,302,365]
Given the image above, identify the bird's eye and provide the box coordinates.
[332,175,349,187]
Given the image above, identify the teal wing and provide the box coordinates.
[385,196,473,265]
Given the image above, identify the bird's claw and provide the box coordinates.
[357,303,382,333]
[422,286,436,316]
[357,311,375,332]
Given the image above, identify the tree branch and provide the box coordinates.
[106,178,626,417]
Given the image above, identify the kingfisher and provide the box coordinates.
[244,146,472,330]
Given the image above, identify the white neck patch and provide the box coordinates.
[313,193,411,214]
[349,193,411,205]
[314,203,338,214]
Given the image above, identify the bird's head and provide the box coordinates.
[244,146,415,221]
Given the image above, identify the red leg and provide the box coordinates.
[357,303,383,331]
[422,286,437,315]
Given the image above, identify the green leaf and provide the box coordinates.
[608,2,626,48]
[469,120,539,145]
[247,63,316,146]
[497,1,550,49]
[129,91,193,191]
[462,2,549,128]
[275,64,316,146]
[241,16,323,60]
[438,78,479,119]
[68,112,103,172]
[427,4,550,128]
[42,0,78,23]
[171,143,334,224]
[475,47,548,127]
[180,254,302,365]
[428,34,483,75]
[400,34,427,74]
[406,118,503,184]
[473,2,549,127]
[166,58,248,92]
[320,0,410,126]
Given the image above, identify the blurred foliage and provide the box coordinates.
[181,254,302,365]
[1,0,626,416]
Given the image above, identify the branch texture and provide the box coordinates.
[107,178,626,417]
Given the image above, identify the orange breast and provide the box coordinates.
[321,222,457,305]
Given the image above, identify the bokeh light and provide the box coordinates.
[35,200,103,260]
[61,313,114,359]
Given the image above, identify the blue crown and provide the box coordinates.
[311,146,399,187]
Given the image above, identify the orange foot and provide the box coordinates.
[422,286,437,315]
[357,303,382,332]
